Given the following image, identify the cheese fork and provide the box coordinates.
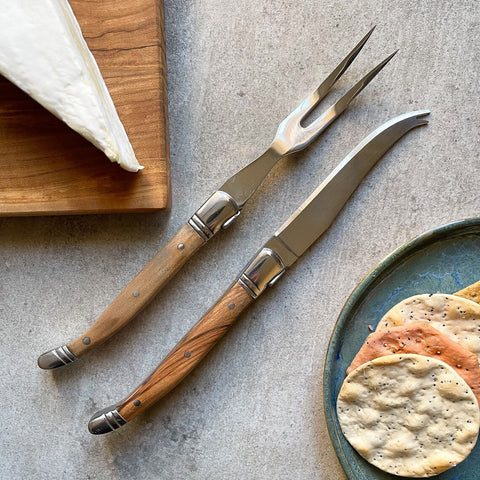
[88,110,430,434]
[38,28,395,369]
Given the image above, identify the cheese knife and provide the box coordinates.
[38,28,396,368]
[88,109,430,434]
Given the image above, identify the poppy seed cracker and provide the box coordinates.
[337,354,479,477]
[376,294,480,361]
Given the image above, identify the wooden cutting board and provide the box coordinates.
[0,1,170,216]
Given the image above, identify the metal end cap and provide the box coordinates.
[88,406,127,435]
[37,345,77,369]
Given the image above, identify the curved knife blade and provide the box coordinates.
[240,110,430,297]
[88,110,430,434]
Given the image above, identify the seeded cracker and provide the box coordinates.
[455,280,480,305]
[346,322,480,404]
[337,354,479,477]
[376,294,480,360]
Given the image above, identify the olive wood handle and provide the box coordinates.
[70,223,205,355]
[38,223,205,369]
[116,281,253,421]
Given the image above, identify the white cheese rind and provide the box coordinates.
[0,0,142,172]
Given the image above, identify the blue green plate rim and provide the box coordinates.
[323,217,480,479]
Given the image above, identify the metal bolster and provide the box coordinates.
[188,191,241,241]
[188,214,212,241]
[238,248,286,299]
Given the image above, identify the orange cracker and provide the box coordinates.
[376,294,480,360]
[347,322,480,404]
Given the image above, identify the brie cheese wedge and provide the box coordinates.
[0,0,142,172]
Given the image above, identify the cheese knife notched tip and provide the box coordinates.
[37,345,77,369]
[88,109,429,434]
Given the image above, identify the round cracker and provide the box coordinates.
[337,354,479,477]
[455,280,480,305]
[376,294,480,360]
[347,322,480,404]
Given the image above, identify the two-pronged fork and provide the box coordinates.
[38,27,395,369]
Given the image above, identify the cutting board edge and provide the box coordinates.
[0,0,171,216]
[0,204,170,217]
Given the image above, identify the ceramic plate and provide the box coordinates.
[324,218,480,479]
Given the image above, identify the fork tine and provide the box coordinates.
[309,26,376,108]
[325,50,397,119]
[300,51,398,145]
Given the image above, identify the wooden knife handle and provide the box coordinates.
[115,281,254,421]
[63,223,204,358]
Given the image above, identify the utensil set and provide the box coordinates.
[37,28,429,434]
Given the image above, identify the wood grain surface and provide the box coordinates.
[68,223,205,356]
[0,0,170,216]
[117,282,255,421]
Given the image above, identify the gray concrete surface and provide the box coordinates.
[1,1,479,478]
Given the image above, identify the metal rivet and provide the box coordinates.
[177,243,185,251]
[82,337,91,345]
[228,303,235,310]
[133,291,140,297]
[133,400,141,407]
[184,351,191,358]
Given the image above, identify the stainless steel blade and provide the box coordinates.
[264,110,430,268]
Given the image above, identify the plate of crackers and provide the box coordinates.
[325,218,480,479]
